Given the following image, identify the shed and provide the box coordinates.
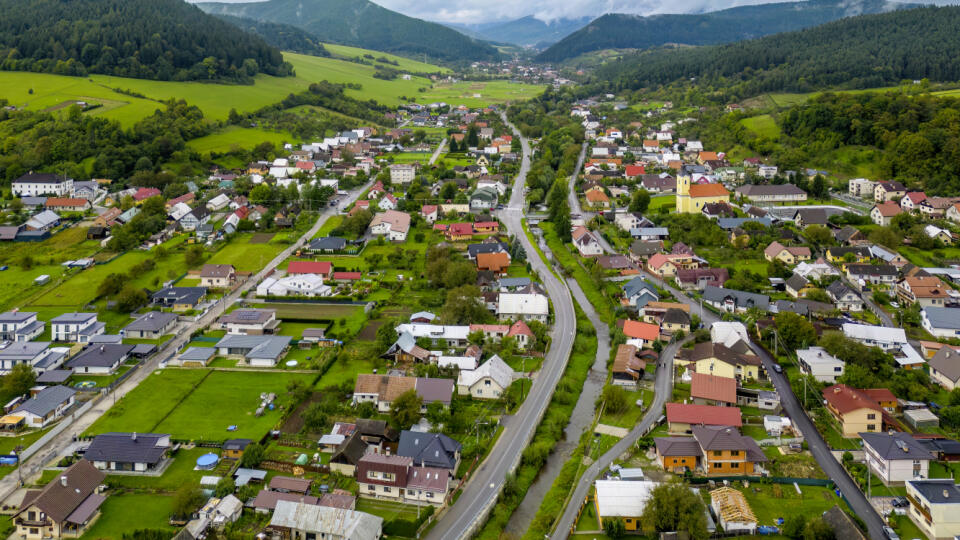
[905,408,939,429]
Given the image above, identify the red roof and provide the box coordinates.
[234,207,250,219]
[333,272,361,280]
[133,187,161,201]
[688,183,730,198]
[356,200,370,208]
[421,205,438,215]
[473,221,498,229]
[167,193,195,206]
[287,261,332,275]
[874,201,902,217]
[508,320,534,338]
[666,403,742,427]
[448,223,474,236]
[625,165,645,177]
[862,388,897,404]
[822,384,881,414]
[45,198,88,208]
[690,373,737,404]
[296,161,315,170]
[622,320,660,341]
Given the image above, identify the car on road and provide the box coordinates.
[884,526,900,540]
[771,364,783,373]
[496,204,504,210]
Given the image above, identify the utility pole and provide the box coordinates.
[521,357,526,401]
[14,443,23,487]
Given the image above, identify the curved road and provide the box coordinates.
[0,181,372,502]
[424,115,578,539]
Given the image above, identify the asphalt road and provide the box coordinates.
[424,114,578,540]
[0,181,372,503]
[567,142,588,218]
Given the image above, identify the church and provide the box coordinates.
[675,175,731,213]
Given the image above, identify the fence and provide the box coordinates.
[19,399,98,461]
[685,475,834,487]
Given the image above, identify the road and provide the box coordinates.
[424,115,578,540]
[550,338,679,539]
[428,138,447,165]
[567,142,589,218]
[0,181,373,503]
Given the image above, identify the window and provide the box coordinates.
[867,414,876,420]
[27,512,35,521]
[713,451,723,457]
[383,486,391,493]
[867,424,876,431]
[730,462,740,469]
[730,450,740,456]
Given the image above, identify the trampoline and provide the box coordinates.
[196,453,219,470]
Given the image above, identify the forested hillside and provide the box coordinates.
[594,6,960,99]
[214,15,330,57]
[198,0,500,63]
[536,0,915,62]
[0,0,292,82]
[448,16,593,48]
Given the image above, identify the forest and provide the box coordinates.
[594,6,960,101]
[0,0,292,82]
[211,15,330,58]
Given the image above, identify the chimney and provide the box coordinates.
[132,432,137,441]
[99,345,104,353]
[945,489,950,499]
[60,476,67,487]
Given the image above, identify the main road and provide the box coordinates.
[0,180,373,503]
[424,114,578,539]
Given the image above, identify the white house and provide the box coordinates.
[394,324,470,347]
[921,307,960,339]
[50,313,104,343]
[842,323,907,351]
[457,355,514,399]
[11,385,76,427]
[572,227,604,257]
[0,311,43,342]
[389,164,416,185]
[12,173,74,197]
[861,432,933,485]
[498,293,549,323]
[796,347,844,383]
[369,210,411,242]
[206,193,231,211]
[256,275,332,298]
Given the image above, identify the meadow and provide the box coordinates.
[185,126,295,153]
[80,494,176,539]
[322,43,449,74]
[740,114,781,138]
[205,232,294,272]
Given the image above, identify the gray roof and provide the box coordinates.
[84,432,169,465]
[0,341,50,361]
[793,208,828,225]
[846,264,897,277]
[0,311,36,323]
[716,217,772,230]
[623,276,658,300]
[498,277,531,288]
[50,313,97,325]
[860,432,934,461]
[26,210,60,228]
[637,227,669,236]
[908,480,960,504]
[827,280,858,300]
[67,344,134,368]
[179,347,215,362]
[151,287,206,306]
[467,241,508,259]
[270,501,382,539]
[123,311,177,333]
[397,431,461,469]
[703,286,769,311]
[216,334,289,361]
[924,307,960,331]
[36,370,73,384]
[785,273,809,292]
[929,347,960,383]
[218,309,275,325]
[308,237,347,251]
[13,385,75,417]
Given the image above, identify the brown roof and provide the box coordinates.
[822,384,881,414]
[873,201,902,217]
[250,490,319,511]
[269,476,312,494]
[688,183,730,198]
[45,198,88,207]
[690,372,737,404]
[666,403,742,427]
[17,460,105,523]
[681,342,761,368]
[318,493,356,510]
[354,374,416,402]
[477,252,510,272]
[201,264,235,278]
[612,344,645,378]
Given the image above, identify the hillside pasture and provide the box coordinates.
[186,126,295,153]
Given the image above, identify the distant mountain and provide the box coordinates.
[537,0,919,62]
[214,15,330,57]
[446,16,594,48]
[197,0,500,63]
[0,0,292,82]
[595,5,960,97]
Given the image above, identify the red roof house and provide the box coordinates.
[665,402,742,430]
[287,261,333,277]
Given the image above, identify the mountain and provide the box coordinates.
[214,15,330,57]
[0,0,291,82]
[537,0,918,62]
[594,6,960,97]
[196,0,500,63]
[446,16,594,48]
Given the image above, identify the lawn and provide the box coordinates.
[206,233,292,272]
[186,126,295,153]
[356,498,420,522]
[104,447,214,491]
[87,369,209,437]
[81,494,176,539]
[740,114,781,138]
[737,484,840,526]
[322,43,449,74]
[0,427,51,456]
[386,151,434,164]
[599,388,653,429]
[648,195,676,212]
[269,302,364,322]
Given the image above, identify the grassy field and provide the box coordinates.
[386,151,434,164]
[186,126,295,153]
[88,369,209,436]
[269,302,364,321]
[736,484,840,526]
[648,195,676,213]
[322,43,449,74]
[206,232,292,272]
[740,114,781,138]
[81,494,175,539]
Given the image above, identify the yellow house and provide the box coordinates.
[822,384,882,437]
[826,246,871,265]
[906,480,960,540]
[674,342,764,381]
[763,241,812,264]
[594,480,658,532]
[676,176,730,213]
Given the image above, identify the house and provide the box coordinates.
[665,402,742,434]
[826,281,864,311]
[923,307,960,339]
[11,385,76,428]
[44,198,90,212]
[397,431,461,471]
[389,163,415,184]
[215,335,289,367]
[12,172,74,197]
[792,208,828,228]
[826,246,872,264]
[875,181,907,202]
[784,274,814,299]
[85,432,171,473]
[269,476,312,495]
[621,276,659,308]
[258,274,332,298]
[654,437,701,473]
[795,258,841,280]
[676,268,729,291]
[593,480,659,533]
[571,226,604,257]
[218,309,278,335]
[404,466,450,506]
[703,286,769,313]
[701,202,736,219]
[49,313,102,343]
[763,241,811,264]
[25,210,61,232]
[920,197,960,218]
[173,347,215,367]
[796,347,844,383]
[353,374,454,412]
[735,184,807,203]
[694,426,768,475]
[151,287,207,311]
[377,193,398,211]
[925,346,960,390]
[0,342,59,373]
[611,345,645,387]
[925,224,954,244]
[470,188,498,210]
[621,320,661,348]
[394,324,469,347]
[871,201,903,226]
[834,226,867,246]
[845,263,898,289]
[421,205,439,224]
[249,490,318,513]
[287,261,333,280]
[691,372,737,406]
[498,293,549,322]
[861,431,933,485]
[901,191,928,212]
[269,501,382,540]
[822,384,883,437]
[676,177,729,213]
[13,460,105,539]
[584,187,610,208]
[66,344,134,375]
[477,252,510,275]
[848,178,877,198]
[0,311,43,342]
[307,237,347,253]
[121,311,177,339]
[457,355,514,399]
[710,487,758,534]
[357,454,412,502]
[329,432,367,476]
[909,482,960,540]
[842,323,907,351]
[949,202,960,224]
[898,276,953,308]
[369,210,411,242]
[675,342,764,382]
[206,193,231,211]
[200,264,236,288]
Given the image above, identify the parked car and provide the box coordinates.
[884,526,900,540]
[892,496,909,508]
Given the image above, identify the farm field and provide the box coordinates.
[322,43,449,74]
[186,126,295,153]
[268,302,364,321]
[81,494,176,539]
[87,369,209,436]
[740,114,780,138]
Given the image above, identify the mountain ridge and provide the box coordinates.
[444,16,594,48]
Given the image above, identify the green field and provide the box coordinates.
[88,369,312,441]
[186,126,295,153]
[206,233,293,272]
[740,114,781,138]
[322,43,449,74]
[649,195,676,212]
[387,151,434,164]
[81,494,176,539]
[269,302,364,321]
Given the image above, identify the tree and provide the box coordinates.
[185,245,205,267]
[3,364,36,399]
[640,482,708,540]
[781,514,807,539]
[240,442,265,468]
[603,517,626,539]
[389,389,422,429]
[774,312,817,350]
[250,183,274,206]
[803,516,836,540]
[97,273,126,298]
[441,285,492,324]
[629,189,651,213]
[375,319,397,353]
[116,285,148,312]
[870,226,901,249]
[301,402,328,432]
[803,225,834,246]
[171,485,205,520]
[214,476,235,498]
[601,385,629,414]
